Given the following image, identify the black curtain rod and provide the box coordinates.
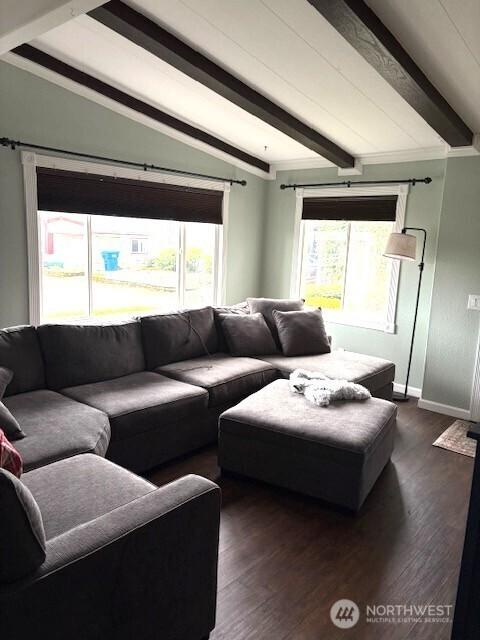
[280,177,432,190]
[0,137,247,186]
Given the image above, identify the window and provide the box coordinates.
[39,211,220,323]
[292,187,407,332]
[130,238,147,254]
[24,155,228,325]
[299,219,394,327]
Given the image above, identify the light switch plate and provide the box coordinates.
[468,294,480,310]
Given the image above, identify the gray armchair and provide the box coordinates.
[0,455,221,640]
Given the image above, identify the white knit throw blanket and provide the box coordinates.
[289,369,371,407]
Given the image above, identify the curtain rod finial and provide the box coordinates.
[425,177,432,184]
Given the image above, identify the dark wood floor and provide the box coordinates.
[149,401,474,640]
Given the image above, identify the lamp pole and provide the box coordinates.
[395,227,427,402]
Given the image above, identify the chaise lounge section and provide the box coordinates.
[259,350,395,400]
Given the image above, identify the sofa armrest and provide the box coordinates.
[1,475,221,640]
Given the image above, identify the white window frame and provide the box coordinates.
[22,151,229,325]
[290,184,409,333]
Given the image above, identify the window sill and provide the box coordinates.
[323,313,396,334]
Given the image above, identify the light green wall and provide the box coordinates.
[2,60,480,411]
[422,156,480,410]
[262,161,447,390]
[0,61,266,327]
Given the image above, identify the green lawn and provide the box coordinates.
[303,282,342,310]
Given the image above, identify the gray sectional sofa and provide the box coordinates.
[0,302,395,639]
[1,305,395,474]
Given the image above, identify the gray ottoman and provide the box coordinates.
[219,379,397,511]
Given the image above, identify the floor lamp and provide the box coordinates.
[383,227,427,402]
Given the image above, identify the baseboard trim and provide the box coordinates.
[393,383,421,398]
[417,398,471,420]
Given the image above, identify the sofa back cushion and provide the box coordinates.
[142,306,218,368]
[214,302,250,352]
[0,468,46,582]
[37,322,145,390]
[0,326,46,397]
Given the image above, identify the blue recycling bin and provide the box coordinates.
[101,251,120,271]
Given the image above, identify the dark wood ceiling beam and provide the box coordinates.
[12,43,270,173]
[89,0,355,168]
[307,0,473,147]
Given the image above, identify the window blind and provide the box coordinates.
[36,168,224,224]
[302,195,397,222]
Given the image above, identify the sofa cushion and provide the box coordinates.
[22,454,156,539]
[272,309,331,356]
[247,298,304,346]
[219,312,277,356]
[0,368,24,440]
[37,322,145,390]
[61,371,208,442]
[141,307,218,368]
[0,326,45,396]
[258,350,395,394]
[157,354,278,408]
[0,468,46,582]
[4,390,110,472]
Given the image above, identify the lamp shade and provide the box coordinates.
[383,232,417,261]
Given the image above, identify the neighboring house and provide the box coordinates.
[41,215,85,271]
[41,214,175,271]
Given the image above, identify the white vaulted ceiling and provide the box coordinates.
[125,0,446,153]
[367,0,480,134]
[3,0,479,175]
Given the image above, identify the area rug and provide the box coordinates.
[433,420,477,458]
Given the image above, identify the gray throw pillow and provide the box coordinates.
[0,468,46,582]
[272,309,331,356]
[0,368,24,440]
[214,303,250,352]
[219,312,277,356]
[247,298,304,345]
